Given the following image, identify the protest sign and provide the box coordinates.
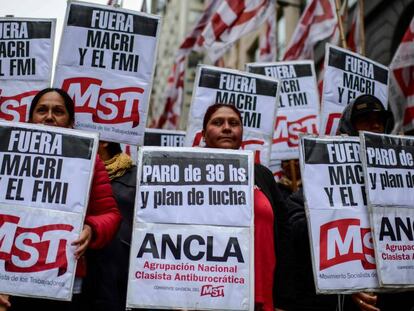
[53,1,160,145]
[136,147,253,227]
[0,18,55,122]
[246,61,319,161]
[184,65,279,166]
[0,121,97,214]
[127,147,254,310]
[127,223,251,310]
[0,121,97,300]
[300,135,379,293]
[144,128,185,147]
[360,132,414,287]
[320,44,389,135]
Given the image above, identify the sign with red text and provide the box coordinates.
[300,136,379,293]
[0,204,82,300]
[360,132,414,287]
[0,121,97,300]
[0,18,55,122]
[185,65,280,166]
[127,223,251,310]
[247,60,319,161]
[127,147,254,310]
[53,1,160,145]
[320,44,389,135]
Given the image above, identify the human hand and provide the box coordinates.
[71,224,93,259]
[351,292,379,311]
[0,294,10,309]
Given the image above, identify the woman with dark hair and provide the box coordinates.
[202,103,289,311]
[83,141,137,311]
[3,88,121,311]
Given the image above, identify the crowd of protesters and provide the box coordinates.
[0,86,413,311]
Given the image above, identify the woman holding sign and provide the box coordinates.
[4,88,121,311]
[202,103,289,311]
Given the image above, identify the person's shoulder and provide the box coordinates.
[113,165,137,187]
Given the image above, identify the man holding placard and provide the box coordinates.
[287,94,393,311]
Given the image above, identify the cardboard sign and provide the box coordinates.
[53,1,160,145]
[127,223,251,310]
[185,65,279,166]
[247,61,319,161]
[0,121,97,300]
[0,121,97,214]
[360,132,414,287]
[300,135,379,293]
[320,44,389,135]
[127,147,254,310]
[0,18,56,122]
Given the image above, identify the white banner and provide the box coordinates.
[185,65,279,166]
[300,135,379,293]
[144,128,186,147]
[0,18,55,122]
[128,147,254,310]
[53,1,160,145]
[0,121,97,300]
[127,223,251,310]
[320,44,389,135]
[247,60,319,161]
[360,132,414,287]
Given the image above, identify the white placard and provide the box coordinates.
[0,121,97,214]
[136,147,253,227]
[0,18,56,122]
[246,61,319,161]
[128,147,254,310]
[0,204,82,300]
[360,132,414,287]
[53,1,160,145]
[0,121,97,300]
[127,223,251,310]
[185,65,280,167]
[300,135,379,293]
[320,44,389,135]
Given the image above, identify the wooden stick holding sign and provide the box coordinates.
[289,159,298,193]
[335,0,348,49]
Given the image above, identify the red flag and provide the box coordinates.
[107,0,122,7]
[389,16,414,133]
[155,0,221,129]
[156,0,275,128]
[196,0,276,62]
[283,0,337,60]
[258,8,277,62]
[346,4,361,53]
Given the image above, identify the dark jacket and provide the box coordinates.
[254,164,294,309]
[287,188,339,311]
[84,166,137,311]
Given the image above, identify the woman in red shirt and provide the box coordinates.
[202,103,288,311]
[2,88,121,311]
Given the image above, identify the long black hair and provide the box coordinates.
[29,88,75,123]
